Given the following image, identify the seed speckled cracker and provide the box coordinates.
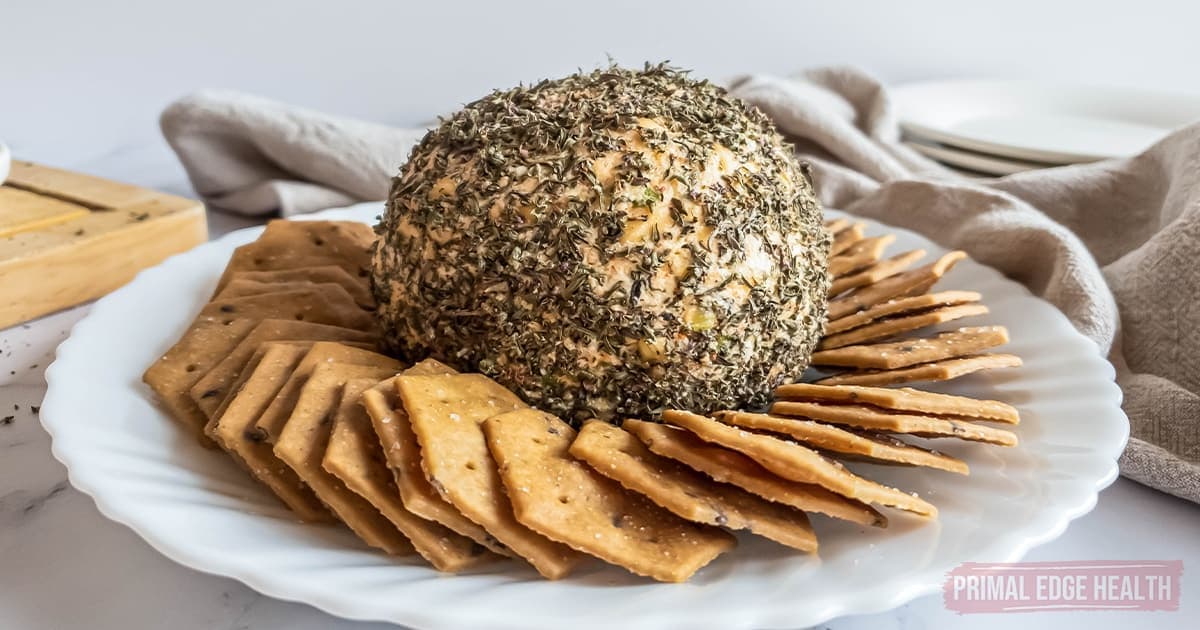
[774,383,1020,424]
[814,354,1023,387]
[811,326,1009,370]
[829,234,896,277]
[398,373,581,579]
[770,401,1019,446]
[715,411,968,474]
[570,421,818,552]
[662,411,938,517]
[486,409,735,582]
[830,223,866,256]
[275,362,412,555]
[825,290,982,335]
[818,303,990,350]
[215,220,376,292]
[828,249,926,297]
[624,419,886,527]
[827,251,967,321]
[362,365,511,556]
[227,265,374,308]
[325,377,497,572]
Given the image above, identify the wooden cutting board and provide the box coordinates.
[0,160,208,329]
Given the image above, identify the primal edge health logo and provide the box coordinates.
[944,561,1183,613]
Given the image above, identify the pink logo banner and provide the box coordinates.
[944,560,1182,613]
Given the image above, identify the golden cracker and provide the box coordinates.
[829,234,896,277]
[825,290,981,335]
[830,223,866,256]
[398,374,581,579]
[229,265,374,308]
[275,363,412,555]
[819,303,990,350]
[215,220,375,291]
[770,401,1019,445]
[774,382,1020,423]
[662,411,938,517]
[570,421,818,552]
[812,326,1009,370]
[325,377,497,572]
[216,279,351,301]
[486,409,734,582]
[815,353,1023,387]
[829,249,926,297]
[824,217,851,233]
[715,411,968,474]
[199,286,376,331]
[827,251,967,320]
[624,419,885,527]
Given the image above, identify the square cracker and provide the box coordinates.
[199,286,376,331]
[570,420,817,552]
[769,401,1019,446]
[814,354,1023,387]
[827,251,967,321]
[623,420,885,527]
[825,290,981,335]
[773,383,1020,423]
[361,365,511,556]
[190,319,377,420]
[818,303,989,350]
[207,342,333,521]
[811,325,1009,370]
[324,376,497,572]
[227,266,374,308]
[397,373,581,579]
[274,362,412,555]
[662,410,938,517]
[486,409,735,582]
[715,411,968,474]
[215,220,376,292]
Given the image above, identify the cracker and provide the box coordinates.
[825,290,981,335]
[362,365,511,556]
[324,376,498,572]
[827,251,967,320]
[190,319,377,420]
[812,326,1009,370]
[255,342,399,443]
[830,223,866,256]
[815,354,1023,387]
[824,217,851,234]
[769,401,1019,446]
[715,411,968,474]
[207,343,333,521]
[818,303,990,350]
[829,249,926,297]
[229,266,374,308]
[662,411,938,517]
[624,419,886,527]
[774,382,1020,424]
[215,220,375,291]
[486,409,735,582]
[199,286,376,331]
[570,421,818,552]
[829,234,896,277]
[275,363,412,555]
[215,279,352,301]
[398,373,581,579]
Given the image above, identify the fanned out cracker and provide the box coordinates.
[215,220,375,292]
[715,411,968,474]
[830,223,866,255]
[360,363,512,557]
[570,421,818,552]
[827,251,967,320]
[824,217,851,234]
[190,319,376,419]
[216,279,358,301]
[207,343,332,521]
[829,234,896,277]
[228,265,374,308]
[812,326,1009,370]
[774,383,1020,424]
[829,249,926,297]
[814,354,1023,387]
[398,373,582,579]
[825,290,981,335]
[818,303,990,350]
[199,286,377,331]
[486,409,735,582]
[325,377,497,571]
[770,401,1019,446]
[662,411,938,517]
[275,363,411,555]
[624,419,886,527]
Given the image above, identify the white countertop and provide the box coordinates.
[1,141,1198,630]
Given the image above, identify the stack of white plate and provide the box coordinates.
[891,79,1200,176]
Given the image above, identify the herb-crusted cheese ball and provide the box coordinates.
[373,65,830,422]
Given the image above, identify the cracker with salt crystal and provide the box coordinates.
[774,382,1020,424]
[228,265,374,308]
[398,373,581,579]
[215,220,375,291]
[819,303,990,350]
[815,353,1023,387]
[663,411,938,517]
[770,401,1019,446]
[486,409,734,582]
[715,411,968,474]
[812,326,1009,370]
[827,251,967,320]
[830,223,866,255]
[830,234,896,278]
[624,419,885,527]
[825,290,981,335]
[570,420,817,552]
[829,249,926,297]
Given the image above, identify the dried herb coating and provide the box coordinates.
[373,64,830,423]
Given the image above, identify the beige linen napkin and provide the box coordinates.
[161,68,1200,503]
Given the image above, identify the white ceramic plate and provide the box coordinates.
[41,203,1128,630]
[903,140,1049,176]
[893,79,1200,163]
[0,140,11,185]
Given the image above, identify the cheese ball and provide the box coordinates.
[372,65,830,422]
